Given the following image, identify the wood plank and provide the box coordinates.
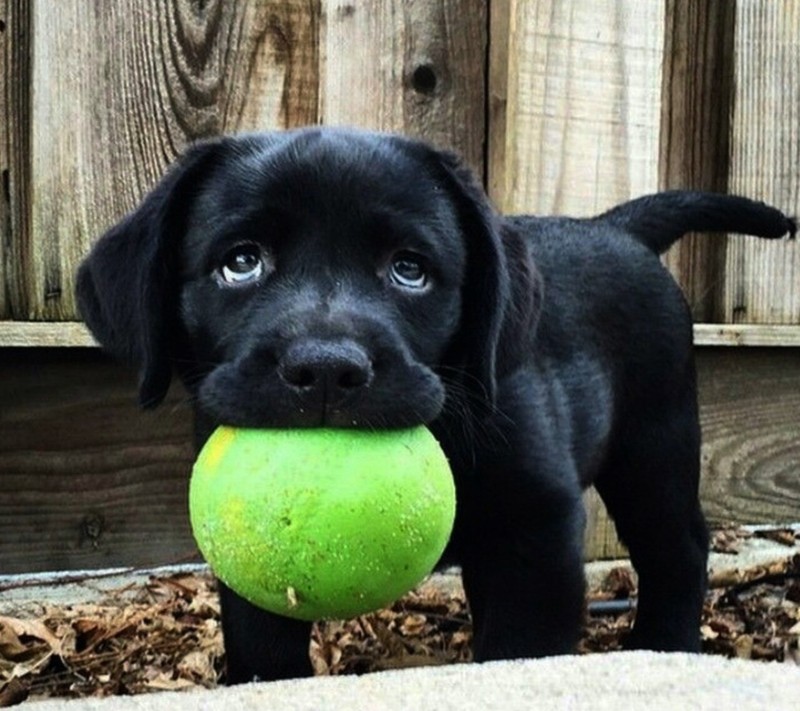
[693,324,800,347]
[0,347,630,568]
[696,348,800,526]
[658,1,736,324]
[3,320,800,352]
[0,347,627,568]
[487,0,511,202]
[583,489,626,561]
[26,0,320,322]
[724,0,800,325]
[1,347,797,572]
[0,349,195,575]
[320,0,486,172]
[0,321,96,347]
[491,0,664,216]
[0,0,32,320]
[0,0,8,318]
[220,0,321,130]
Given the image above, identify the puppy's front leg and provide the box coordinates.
[460,482,587,661]
[219,582,313,683]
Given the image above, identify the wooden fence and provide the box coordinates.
[1,0,798,573]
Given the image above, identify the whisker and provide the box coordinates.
[435,370,514,458]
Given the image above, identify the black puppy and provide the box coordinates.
[76,127,795,683]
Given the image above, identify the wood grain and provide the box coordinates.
[0,349,195,575]
[490,0,664,216]
[696,348,800,526]
[0,321,97,347]
[724,0,800,325]
[26,0,321,322]
[583,489,626,561]
[693,324,800,347]
[2,347,797,573]
[486,0,511,202]
[0,0,32,321]
[320,0,486,172]
[220,0,321,130]
[0,0,8,318]
[6,321,800,351]
[658,0,736,323]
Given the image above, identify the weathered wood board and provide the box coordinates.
[4,0,798,328]
[0,349,195,574]
[1,0,485,323]
[21,0,323,322]
[489,0,665,215]
[1,347,797,573]
[321,0,486,172]
[490,0,797,328]
[695,347,800,525]
[5,320,800,351]
[0,0,33,321]
[724,0,800,325]
[658,0,736,323]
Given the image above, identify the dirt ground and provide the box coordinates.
[0,526,798,706]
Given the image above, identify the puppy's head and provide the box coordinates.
[77,128,511,429]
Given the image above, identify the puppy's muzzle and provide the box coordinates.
[277,338,373,408]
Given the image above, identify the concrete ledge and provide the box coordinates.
[4,528,797,614]
[27,652,799,710]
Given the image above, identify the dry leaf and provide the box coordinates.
[700,625,718,641]
[177,650,215,683]
[144,673,196,691]
[399,614,427,636]
[0,617,62,654]
[734,634,754,659]
[0,621,30,661]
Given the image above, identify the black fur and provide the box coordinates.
[76,127,796,683]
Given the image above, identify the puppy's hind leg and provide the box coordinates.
[594,389,709,652]
[460,477,587,661]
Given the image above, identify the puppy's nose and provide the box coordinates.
[278,339,372,400]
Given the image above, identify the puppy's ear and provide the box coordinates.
[76,138,230,407]
[428,151,512,410]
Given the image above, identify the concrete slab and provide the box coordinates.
[24,652,800,710]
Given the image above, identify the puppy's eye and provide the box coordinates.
[389,252,428,290]
[218,244,267,286]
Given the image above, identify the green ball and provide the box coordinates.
[189,426,455,620]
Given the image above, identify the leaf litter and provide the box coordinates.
[0,526,797,706]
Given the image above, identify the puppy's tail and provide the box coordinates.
[596,190,796,254]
